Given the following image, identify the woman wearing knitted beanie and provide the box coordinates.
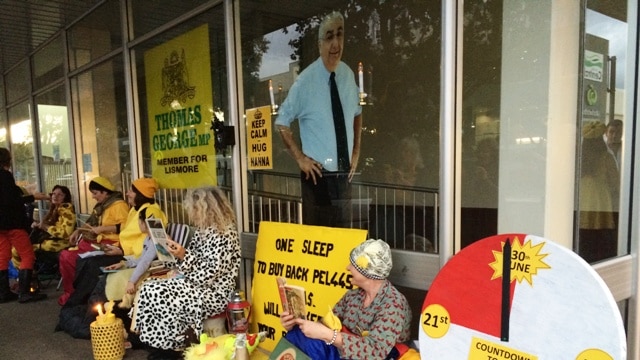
[280,239,415,360]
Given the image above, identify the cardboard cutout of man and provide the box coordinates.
[275,11,363,227]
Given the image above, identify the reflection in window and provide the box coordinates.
[576,7,628,263]
[577,121,619,262]
[461,1,502,248]
[0,110,7,147]
[67,0,121,71]
[70,57,128,214]
[8,102,36,189]
[32,36,64,90]
[5,61,29,105]
[35,85,74,196]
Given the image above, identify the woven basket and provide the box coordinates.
[90,318,125,360]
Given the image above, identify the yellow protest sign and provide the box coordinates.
[246,106,273,170]
[250,221,367,351]
[145,24,216,188]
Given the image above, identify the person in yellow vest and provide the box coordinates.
[57,176,129,306]
[60,177,166,309]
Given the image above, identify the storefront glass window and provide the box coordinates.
[460,1,503,248]
[0,110,6,147]
[35,84,73,196]
[460,1,635,264]
[67,0,121,71]
[31,35,64,90]
[0,76,6,146]
[240,0,441,253]
[5,60,29,105]
[70,56,128,214]
[0,75,5,108]
[131,0,211,39]
[575,2,631,263]
[132,6,229,221]
[8,101,36,189]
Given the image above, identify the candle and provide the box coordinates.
[104,313,116,324]
[96,301,117,324]
[358,62,364,94]
[269,80,275,108]
[90,301,125,360]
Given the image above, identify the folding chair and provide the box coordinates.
[165,223,191,248]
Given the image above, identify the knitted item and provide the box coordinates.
[90,177,116,192]
[349,239,392,280]
[132,178,158,198]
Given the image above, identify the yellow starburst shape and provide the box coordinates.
[489,237,551,286]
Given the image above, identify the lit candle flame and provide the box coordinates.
[269,79,275,108]
[358,62,364,94]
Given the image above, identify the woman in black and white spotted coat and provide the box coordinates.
[132,187,240,355]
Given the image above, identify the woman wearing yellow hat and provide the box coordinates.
[61,178,166,309]
[57,176,129,306]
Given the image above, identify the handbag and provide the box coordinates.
[29,227,51,245]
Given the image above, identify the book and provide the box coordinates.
[145,218,175,262]
[148,259,170,275]
[99,266,121,273]
[276,277,306,319]
[78,250,105,259]
[268,336,311,360]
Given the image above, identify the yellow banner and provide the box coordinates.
[250,221,367,351]
[145,24,216,188]
[469,337,537,360]
[246,106,273,170]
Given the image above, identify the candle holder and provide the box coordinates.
[359,92,369,106]
[90,317,125,360]
[271,104,279,116]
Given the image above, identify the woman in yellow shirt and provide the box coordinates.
[60,177,166,308]
[57,176,129,306]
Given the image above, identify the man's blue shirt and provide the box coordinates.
[276,58,362,172]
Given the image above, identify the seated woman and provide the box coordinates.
[280,239,412,360]
[56,178,166,339]
[58,176,129,306]
[63,177,166,308]
[131,186,241,360]
[102,207,159,304]
[11,185,76,272]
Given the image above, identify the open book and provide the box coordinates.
[145,218,175,262]
[276,277,306,319]
[269,336,311,360]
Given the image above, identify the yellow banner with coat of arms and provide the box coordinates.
[145,24,216,189]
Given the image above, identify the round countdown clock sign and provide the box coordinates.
[419,233,626,359]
